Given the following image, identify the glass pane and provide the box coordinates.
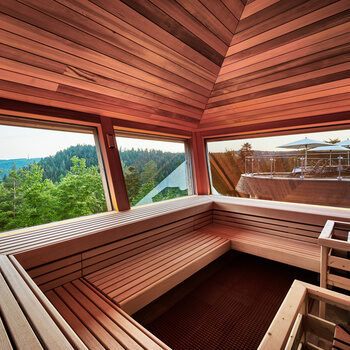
[0,123,108,233]
[116,136,190,207]
[207,129,350,208]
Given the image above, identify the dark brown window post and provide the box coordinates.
[192,132,210,195]
[98,116,130,211]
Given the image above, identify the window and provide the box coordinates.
[115,133,192,207]
[207,128,350,208]
[0,117,110,233]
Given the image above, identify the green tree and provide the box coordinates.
[124,166,141,202]
[140,160,157,183]
[8,163,56,229]
[55,156,106,220]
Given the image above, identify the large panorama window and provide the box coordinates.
[207,128,350,208]
[0,117,109,233]
[116,133,192,207]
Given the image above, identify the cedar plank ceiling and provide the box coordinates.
[200,0,350,132]
[0,0,349,133]
[0,0,244,130]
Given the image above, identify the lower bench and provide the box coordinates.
[85,229,230,314]
[46,279,169,350]
[197,223,320,272]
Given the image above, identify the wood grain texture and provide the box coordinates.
[0,0,244,130]
[201,0,350,132]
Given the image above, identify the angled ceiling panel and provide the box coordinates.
[201,0,350,132]
[0,0,244,130]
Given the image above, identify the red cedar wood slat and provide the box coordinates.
[198,0,239,33]
[211,47,350,96]
[21,0,214,93]
[215,32,350,85]
[225,9,350,65]
[202,93,350,123]
[200,100,350,130]
[175,0,234,44]
[220,0,245,20]
[231,0,339,45]
[208,63,350,106]
[88,0,220,74]
[57,0,216,82]
[123,0,227,57]
[0,58,206,115]
[203,79,350,117]
[240,0,279,19]
[200,111,350,138]
[0,81,200,130]
[0,27,211,103]
[0,82,200,130]
[228,0,348,56]
[1,1,213,101]
[221,22,350,75]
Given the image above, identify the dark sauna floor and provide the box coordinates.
[134,252,318,350]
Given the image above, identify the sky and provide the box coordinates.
[1,124,349,160]
[208,129,350,153]
[0,125,185,160]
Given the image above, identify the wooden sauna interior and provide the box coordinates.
[0,0,349,349]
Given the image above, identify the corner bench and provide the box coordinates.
[1,196,350,349]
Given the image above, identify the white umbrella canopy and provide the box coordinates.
[278,137,328,166]
[278,137,327,149]
[309,145,349,152]
[337,139,350,148]
[309,145,349,166]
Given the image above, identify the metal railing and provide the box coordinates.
[244,153,350,180]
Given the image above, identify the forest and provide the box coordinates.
[0,145,186,233]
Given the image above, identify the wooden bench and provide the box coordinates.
[46,279,170,350]
[84,228,229,314]
[0,254,86,350]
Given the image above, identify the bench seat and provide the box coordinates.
[197,223,320,272]
[85,229,230,314]
[0,255,86,350]
[46,279,169,350]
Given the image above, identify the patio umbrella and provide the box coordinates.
[336,139,350,165]
[278,137,327,166]
[309,145,349,166]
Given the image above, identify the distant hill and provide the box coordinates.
[0,158,41,179]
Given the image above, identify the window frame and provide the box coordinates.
[114,129,195,207]
[0,114,113,212]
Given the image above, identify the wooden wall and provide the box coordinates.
[200,0,350,131]
[0,0,244,131]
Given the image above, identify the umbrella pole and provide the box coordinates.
[305,147,308,168]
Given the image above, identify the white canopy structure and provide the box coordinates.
[278,137,327,166]
[309,145,349,166]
